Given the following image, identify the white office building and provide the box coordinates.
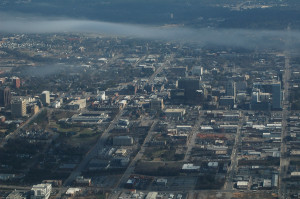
[31,183,52,199]
[41,91,50,106]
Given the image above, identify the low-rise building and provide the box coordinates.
[291,172,300,177]
[31,183,52,199]
[75,176,91,186]
[71,112,108,124]
[66,188,81,196]
[263,179,272,188]
[146,192,158,199]
[237,181,248,189]
[113,136,134,146]
[51,101,61,108]
[150,98,164,110]
[115,149,127,156]
[182,164,200,172]
[6,190,27,199]
[219,96,235,108]
[164,108,186,118]
[0,174,15,181]
[66,99,86,110]
[208,162,219,168]
[156,178,168,187]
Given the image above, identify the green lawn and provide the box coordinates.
[143,146,183,161]
[51,122,100,146]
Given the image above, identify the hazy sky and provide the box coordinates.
[1,13,299,50]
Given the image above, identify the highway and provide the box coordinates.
[224,111,243,190]
[183,111,203,162]
[117,121,157,186]
[0,183,277,196]
[109,120,158,199]
[278,53,291,199]
[148,54,174,84]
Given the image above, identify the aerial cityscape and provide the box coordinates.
[0,0,300,199]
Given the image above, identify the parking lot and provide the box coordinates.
[150,176,197,191]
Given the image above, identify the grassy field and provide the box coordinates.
[143,146,184,161]
[50,120,100,146]
[64,127,99,147]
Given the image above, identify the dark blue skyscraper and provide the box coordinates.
[272,83,282,110]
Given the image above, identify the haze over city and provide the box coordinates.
[0,1,300,199]
[1,14,300,50]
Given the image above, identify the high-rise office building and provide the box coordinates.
[177,77,200,91]
[225,81,236,97]
[174,77,207,104]
[41,91,50,106]
[251,82,281,110]
[11,98,26,117]
[96,91,106,101]
[191,66,203,76]
[251,91,260,103]
[253,82,272,93]
[150,98,164,110]
[0,87,11,108]
[12,77,20,88]
[272,82,282,110]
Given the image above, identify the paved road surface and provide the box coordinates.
[224,111,243,190]
[279,53,291,199]
[183,111,203,162]
[117,121,157,186]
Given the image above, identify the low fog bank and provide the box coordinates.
[1,16,299,50]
